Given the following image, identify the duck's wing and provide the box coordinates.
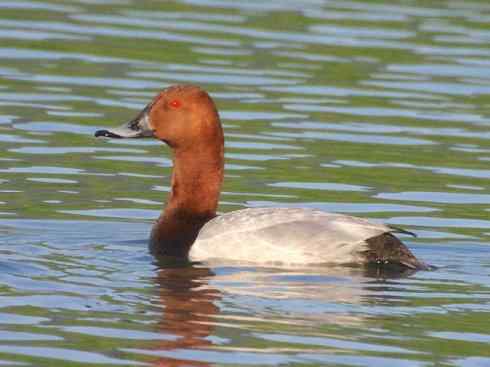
[190,208,419,266]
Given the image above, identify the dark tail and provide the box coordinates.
[388,225,417,238]
[362,233,430,271]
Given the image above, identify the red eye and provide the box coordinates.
[169,99,181,108]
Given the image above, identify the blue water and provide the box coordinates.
[0,0,489,366]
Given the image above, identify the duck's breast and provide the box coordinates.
[189,208,393,264]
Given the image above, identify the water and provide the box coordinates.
[0,0,489,365]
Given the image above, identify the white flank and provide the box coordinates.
[189,208,394,265]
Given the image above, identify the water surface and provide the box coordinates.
[0,0,489,366]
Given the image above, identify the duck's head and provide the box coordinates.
[95,84,222,149]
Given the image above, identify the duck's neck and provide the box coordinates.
[150,142,224,258]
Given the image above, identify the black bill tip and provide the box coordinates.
[94,130,122,138]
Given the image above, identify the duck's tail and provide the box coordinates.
[362,232,431,271]
[387,225,418,238]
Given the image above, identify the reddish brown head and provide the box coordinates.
[150,85,223,150]
[95,84,224,152]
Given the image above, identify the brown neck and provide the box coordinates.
[150,141,224,258]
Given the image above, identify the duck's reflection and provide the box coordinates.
[151,264,219,367]
[147,261,419,366]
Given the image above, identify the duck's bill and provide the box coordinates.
[95,104,154,139]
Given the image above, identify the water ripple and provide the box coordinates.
[0,1,489,366]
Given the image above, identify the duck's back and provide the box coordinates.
[190,208,424,268]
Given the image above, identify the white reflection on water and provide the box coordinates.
[11,146,146,154]
[0,134,45,144]
[377,191,490,204]
[94,155,172,166]
[27,177,78,184]
[0,346,144,365]
[269,181,371,192]
[60,208,160,219]
[364,79,490,96]
[388,217,490,229]
[273,121,490,136]
[1,18,240,47]
[129,70,303,86]
[268,130,435,146]
[247,200,438,214]
[387,63,490,79]
[334,160,490,180]
[0,166,84,174]
[263,84,445,100]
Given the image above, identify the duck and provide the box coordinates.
[95,84,428,270]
